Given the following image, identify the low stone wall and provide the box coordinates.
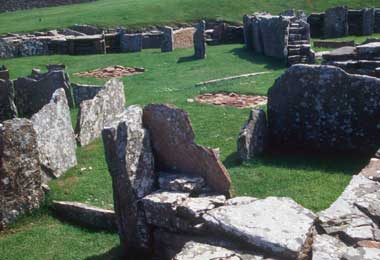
[0,0,97,13]
[173,28,196,49]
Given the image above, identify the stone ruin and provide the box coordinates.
[322,41,380,78]
[243,12,315,66]
[308,6,380,38]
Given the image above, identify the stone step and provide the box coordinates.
[288,43,311,49]
[289,27,304,34]
[288,48,301,56]
[289,34,303,41]
[291,40,310,45]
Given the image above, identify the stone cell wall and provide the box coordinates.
[0,0,96,13]
[173,28,196,49]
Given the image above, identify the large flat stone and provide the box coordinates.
[143,104,231,194]
[202,197,316,259]
[31,88,77,180]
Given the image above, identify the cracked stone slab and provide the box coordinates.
[177,195,226,220]
[31,88,77,180]
[158,171,206,193]
[202,197,316,259]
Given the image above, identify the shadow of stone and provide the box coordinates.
[229,47,286,70]
[177,55,198,63]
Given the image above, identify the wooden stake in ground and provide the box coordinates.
[195,71,270,87]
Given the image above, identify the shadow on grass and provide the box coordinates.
[85,246,124,260]
[224,149,369,176]
[229,47,286,70]
[177,55,198,63]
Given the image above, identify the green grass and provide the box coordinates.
[312,33,380,52]
[0,0,379,34]
[0,44,369,259]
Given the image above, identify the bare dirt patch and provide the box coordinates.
[193,93,267,108]
[74,65,144,79]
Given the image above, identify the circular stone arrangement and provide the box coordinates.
[194,93,267,108]
[74,65,145,79]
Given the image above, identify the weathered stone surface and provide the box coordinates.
[177,195,226,220]
[173,241,264,260]
[356,42,380,59]
[31,88,77,180]
[161,26,174,52]
[102,105,155,252]
[362,8,375,36]
[237,109,267,161]
[0,79,17,122]
[52,200,116,231]
[243,15,254,48]
[158,172,206,193]
[173,27,195,49]
[225,196,258,206]
[202,197,316,259]
[143,104,231,194]
[72,83,104,106]
[194,21,206,59]
[268,65,380,153]
[120,33,143,52]
[360,158,380,181]
[258,15,289,59]
[0,118,44,229]
[322,46,357,61]
[252,15,264,53]
[46,63,66,72]
[319,175,380,244]
[323,6,348,38]
[14,70,73,117]
[77,79,125,146]
[141,190,192,232]
[69,24,102,35]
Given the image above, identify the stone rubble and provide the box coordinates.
[31,88,77,181]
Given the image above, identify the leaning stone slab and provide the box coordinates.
[0,79,17,122]
[72,83,104,107]
[202,197,316,259]
[0,118,44,229]
[268,65,380,153]
[237,108,267,161]
[52,201,116,231]
[158,172,206,193]
[102,105,155,253]
[14,70,73,117]
[77,79,125,146]
[143,104,231,194]
[31,88,77,181]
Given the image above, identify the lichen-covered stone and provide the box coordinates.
[72,83,104,106]
[31,88,77,180]
[102,105,155,253]
[237,109,267,161]
[202,197,316,259]
[193,21,206,59]
[158,172,206,193]
[77,79,125,146]
[14,70,73,117]
[143,104,231,194]
[176,195,226,220]
[268,65,380,153]
[323,6,348,38]
[0,118,44,229]
[0,79,17,122]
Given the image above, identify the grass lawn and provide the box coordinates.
[0,44,370,259]
[0,0,379,34]
[312,33,380,52]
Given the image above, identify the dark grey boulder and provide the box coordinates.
[0,79,17,122]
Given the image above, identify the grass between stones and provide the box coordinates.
[0,44,370,259]
[0,0,379,34]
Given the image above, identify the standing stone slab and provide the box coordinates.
[120,33,143,53]
[193,21,206,59]
[237,109,267,161]
[76,79,125,146]
[202,197,316,259]
[362,8,375,36]
[268,65,380,153]
[243,15,254,49]
[102,105,155,254]
[72,83,104,107]
[323,6,348,38]
[14,70,73,117]
[143,104,231,194]
[31,88,77,180]
[161,26,174,52]
[0,118,44,229]
[0,79,17,122]
[252,16,264,54]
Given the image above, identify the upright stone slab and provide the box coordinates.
[0,79,17,122]
[161,26,174,52]
[0,118,44,229]
[72,83,104,107]
[252,15,264,53]
[120,33,143,52]
[102,105,155,255]
[76,79,125,146]
[268,65,380,153]
[243,15,254,49]
[258,15,289,59]
[14,70,73,117]
[143,104,231,194]
[202,197,316,259]
[193,21,206,59]
[237,109,267,161]
[323,6,348,38]
[362,8,375,36]
[31,88,77,180]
